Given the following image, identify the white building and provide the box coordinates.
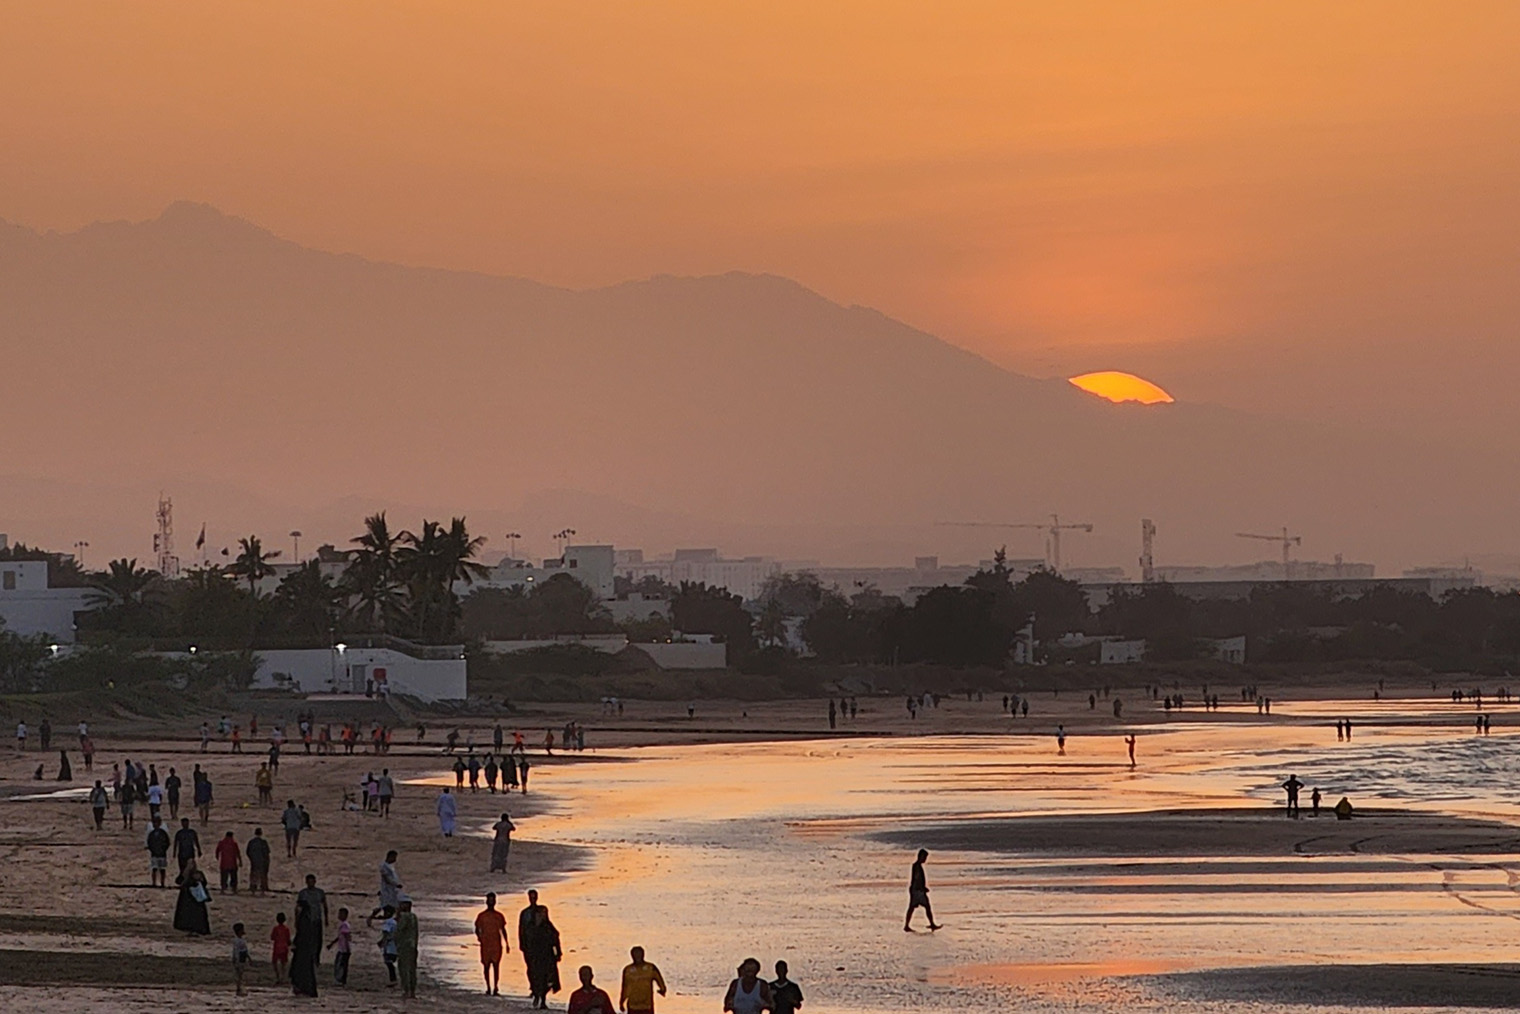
[0,559,92,643]
[620,548,781,602]
[251,643,467,701]
[475,544,616,600]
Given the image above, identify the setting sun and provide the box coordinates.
[1068,371,1175,405]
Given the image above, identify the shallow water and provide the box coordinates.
[442,696,1520,1012]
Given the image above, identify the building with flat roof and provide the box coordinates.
[0,559,93,643]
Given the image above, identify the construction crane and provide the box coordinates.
[1236,527,1302,577]
[937,514,1094,572]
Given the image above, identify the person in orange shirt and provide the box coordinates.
[474,891,511,996]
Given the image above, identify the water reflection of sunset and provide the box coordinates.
[458,707,1520,1012]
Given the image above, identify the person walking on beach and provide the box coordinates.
[1283,774,1304,818]
[904,848,941,931]
[270,912,291,983]
[232,921,251,995]
[146,816,171,887]
[378,768,395,816]
[396,898,420,998]
[247,827,271,894]
[521,902,562,1008]
[255,762,273,805]
[620,946,667,1014]
[569,965,615,1014]
[370,850,403,923]
[281,799,303,857]
[723,958,772,1014]
[491,812,516,873]
[519,754,531,793]
[485,754,500,793]
[474,892,511,995]
[194,770,213,825]
[327,907,353,985]
[174,817,202,874]
[291,874,328,996]
[215,830,241,893]
[437,786,458,836]
[828,700,837,730]
[1056,724,1067,756]
[164,767,181,820]
[770,960,804,1014]
[174,860,212,935]
[1311,787,1323,817]
[1125,734,1136,769]
[89,779,109,830]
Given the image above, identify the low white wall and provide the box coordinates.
[484,635,630,655]
[637,641,728,670]
[253,647,467,701]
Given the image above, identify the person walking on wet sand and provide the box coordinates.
[724,958,772,1014]
[1283,774,1304,818]
[569,964,615,1014]
[1056,724,1066,755]
[1311,787,1322,816]
[770,960,804,1014]
[1125,734,1136,768]
[396,897,420,997]
[174,816,202,874]
[620,946,667,1014]
[474,891,511,995]
[904,848,941,931]
[281,799,303,857]
[437,786,458,836]
[491,812,516,873]
[519,754,531,793]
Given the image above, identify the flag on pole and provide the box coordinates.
[195,524,206,550]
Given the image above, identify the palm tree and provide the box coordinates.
[343,512,406,634]
[86,558,161,633]
[228,536,280,597]
[396,517,489,643]
[273,560,344,642]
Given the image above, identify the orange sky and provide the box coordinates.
[3,2,1519,395]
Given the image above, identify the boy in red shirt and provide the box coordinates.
[270,911,291,982]
[568,965,615,1014]
[214,830,241,893]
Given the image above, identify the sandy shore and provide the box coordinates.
[1,683,1515,1012]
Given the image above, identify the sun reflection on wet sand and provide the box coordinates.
[429,703,1520,1012]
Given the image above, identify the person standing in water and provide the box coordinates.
[1282,774,1304,818]
[904,848,941,931]
[1125,734,1136,768]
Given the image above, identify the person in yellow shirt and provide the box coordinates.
[619,946,666,1014]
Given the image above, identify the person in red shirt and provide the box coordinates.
[214,830,241,893]
[270,911,291,983]
[568,965,614,1014]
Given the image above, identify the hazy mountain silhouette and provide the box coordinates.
[1,203,1511,570]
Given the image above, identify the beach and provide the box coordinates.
[4,678,1520,1012]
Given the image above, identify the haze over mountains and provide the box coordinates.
[1,204,1513,573]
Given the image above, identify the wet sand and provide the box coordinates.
[3,682,1519,1011]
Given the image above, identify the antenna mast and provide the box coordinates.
[154,495,180,577]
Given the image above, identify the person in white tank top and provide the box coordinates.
[724,958,772,1014]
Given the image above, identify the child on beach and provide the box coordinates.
[232,922,251,995]
[378,905,399,986]
[270,911,291,982]
[328,906,353,985]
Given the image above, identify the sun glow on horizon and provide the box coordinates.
[1068,371,1175,405]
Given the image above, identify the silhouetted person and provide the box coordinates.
[1311,787,1322,817]
[1125,734,1136,768]
[828,700,836,730]
[1282,774,1304,818]
[903,849,940,931]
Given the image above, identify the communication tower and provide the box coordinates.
[1140,519,1156,583]
[154,495,180,577]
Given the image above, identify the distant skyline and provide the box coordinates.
[4,4,1520,572]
